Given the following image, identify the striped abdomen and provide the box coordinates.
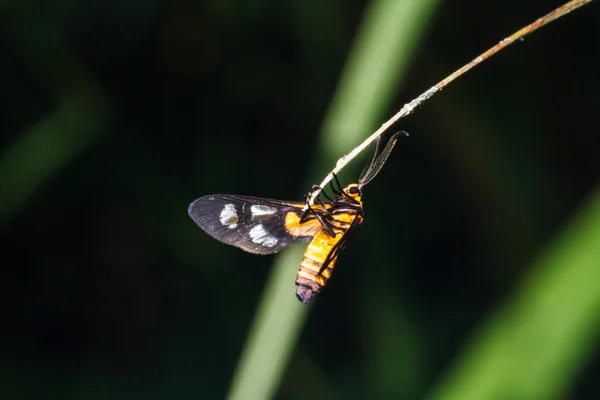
[295,212,362,303]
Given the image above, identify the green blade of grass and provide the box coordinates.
[0,6,110,229]
[0,92,109,230]
[226,1,440,399]
[428,188,600,400]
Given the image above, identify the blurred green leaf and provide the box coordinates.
[227,0,440,399]
[428,188,600,400]
[0,4,110,228]
[0,91,109,228]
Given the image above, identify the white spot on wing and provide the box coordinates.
[262,236,278,247]
[220,204,239,227]
[251,204,277,220]
[249,224,278,247]
[249,224,267,243]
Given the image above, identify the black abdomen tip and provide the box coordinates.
[296,285,316,303]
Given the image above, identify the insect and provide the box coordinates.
[188,132,406,303]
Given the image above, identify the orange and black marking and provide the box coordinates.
[294,182,364,302]
[188,132,406,303]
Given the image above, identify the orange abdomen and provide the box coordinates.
[295,230,342,303]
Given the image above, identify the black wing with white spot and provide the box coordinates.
[188,194,316,255]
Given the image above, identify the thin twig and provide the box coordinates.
[308,0,594,206]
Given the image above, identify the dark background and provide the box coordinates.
[1,0,599,398]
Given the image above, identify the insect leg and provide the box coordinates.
[299,204,313,224]
[300,203,335,236]
[315,195,332,216]
[329,174,343,196]
[314,185,335,203]
[332,173,356,202]
[314,212,336,237]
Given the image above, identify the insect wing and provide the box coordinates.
[188,194,321,254]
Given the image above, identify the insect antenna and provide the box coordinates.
[359,132,382,182]
[358,131,408,189]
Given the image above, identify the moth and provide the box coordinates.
[188,132,404,302]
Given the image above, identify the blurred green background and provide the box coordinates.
[2,0,600,399]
